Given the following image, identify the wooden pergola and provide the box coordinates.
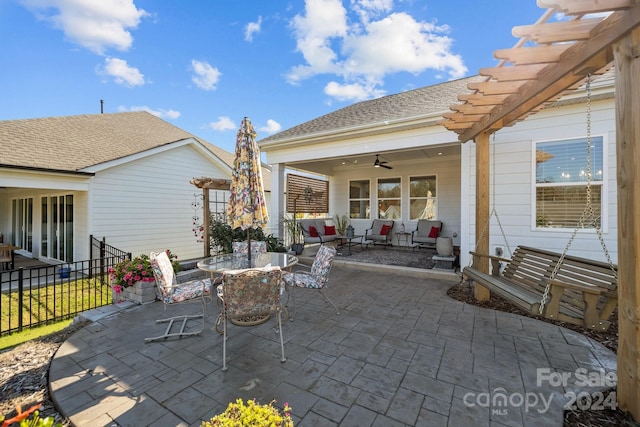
[440,0,640,419]
[190,177,231,257]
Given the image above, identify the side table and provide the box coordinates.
[395,232,412,247]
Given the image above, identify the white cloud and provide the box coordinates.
[351,0,393,23]
[286,0,348,84]
[259,119,282,134]
[19,0,148,55]
[324,81,385,101]
[102,57,144,86]
[119,105,180,119]
[209,116,236,131]
[287,0,468,101]
[191,59,222,91]
[245,16,262,42]
[343,13,467,79]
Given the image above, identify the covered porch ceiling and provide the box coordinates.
[279,144,460,176]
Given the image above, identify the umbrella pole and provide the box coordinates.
[247,229,251,264]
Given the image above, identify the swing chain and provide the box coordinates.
[539,73,617,314]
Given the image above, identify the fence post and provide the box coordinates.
[17,268,24,332]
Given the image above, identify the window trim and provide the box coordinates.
[408,174,438,220]
[348,179,371,220]
[531,135,608,232]
[376,177,402,220]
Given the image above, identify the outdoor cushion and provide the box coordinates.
[301,219,340,245]
[365,219,394,246]
[412,220,443,246]
[324,225,336,235]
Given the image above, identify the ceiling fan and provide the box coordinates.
[374,154,393,169]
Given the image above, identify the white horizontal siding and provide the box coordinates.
[90,145,230,261]
[463,99,618,265]
[331,154,462,245]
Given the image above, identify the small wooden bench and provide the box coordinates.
[463,246,618,331]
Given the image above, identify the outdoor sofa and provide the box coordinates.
[300,218,341,246]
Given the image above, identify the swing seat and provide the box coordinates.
[463,246,618,331]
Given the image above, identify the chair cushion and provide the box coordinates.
[324,225,336,235]
[221,267,282,317]
[232,241,267,255]
[161,278,212,304]
[429,226,440,238]
[282,271,320,288]
[309,226,319,237]
[282,245,336,289]
[380,224,392,236]
[150,251,177,295]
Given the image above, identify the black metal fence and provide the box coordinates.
[1,240,130,336]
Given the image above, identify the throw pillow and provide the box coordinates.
[309,226,319,237]
[428,226,440,238]
[380,224,391,235]
[324,225,336,235]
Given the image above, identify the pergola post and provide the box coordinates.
[613,26,640,420]
[474,131,491,301]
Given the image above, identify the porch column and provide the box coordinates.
[474,131,491,301]
[614,26,640,421]
[270,162,286,241]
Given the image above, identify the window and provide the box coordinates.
[535,136,603,228]
[377,178,401,219]
[349,180,370,219]
[410,176,437,219]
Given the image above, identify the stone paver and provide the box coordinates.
[50,264,616,426]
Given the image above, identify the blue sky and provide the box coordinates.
[1,0,545,154]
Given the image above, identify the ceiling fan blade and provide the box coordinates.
[380,163,393,169]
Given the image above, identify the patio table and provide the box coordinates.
[197,252,298,328]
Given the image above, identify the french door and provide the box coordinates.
[41,195,74,262]
[12,197,33,252]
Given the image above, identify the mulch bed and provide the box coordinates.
[447,280,638,427]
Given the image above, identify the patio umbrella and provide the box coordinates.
[226,117,269,263]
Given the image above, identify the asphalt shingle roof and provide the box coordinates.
[260,75,484,144]
[0,111,235,172]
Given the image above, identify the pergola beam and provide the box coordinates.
[458,4,640,143]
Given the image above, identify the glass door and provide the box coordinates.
[41,194,74,262]
[11,197,33,252]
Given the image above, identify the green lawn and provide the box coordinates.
[1,278,112,339]
[0,319,74,351]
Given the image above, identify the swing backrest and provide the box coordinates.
[504,246,618,310]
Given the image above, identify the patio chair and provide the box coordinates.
[145,251,213,342]
[232,240,267,256]
[412,219,443,250]
[282,245,338,320]
[0,246,12,270]
[364,219,394,247]
[217,266,285,371]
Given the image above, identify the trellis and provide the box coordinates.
[190,177,231,257]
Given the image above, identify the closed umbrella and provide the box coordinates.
[226,117,269,263]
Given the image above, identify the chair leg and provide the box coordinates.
[320,288,340,315]
[277,311,286,363]
[222,313,228,371]
[145,299,207,343]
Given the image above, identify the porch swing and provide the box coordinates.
[463,74,619,331]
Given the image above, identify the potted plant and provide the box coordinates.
[109,250,180,304]
[283,215,303,255]
[334,213,349,236]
